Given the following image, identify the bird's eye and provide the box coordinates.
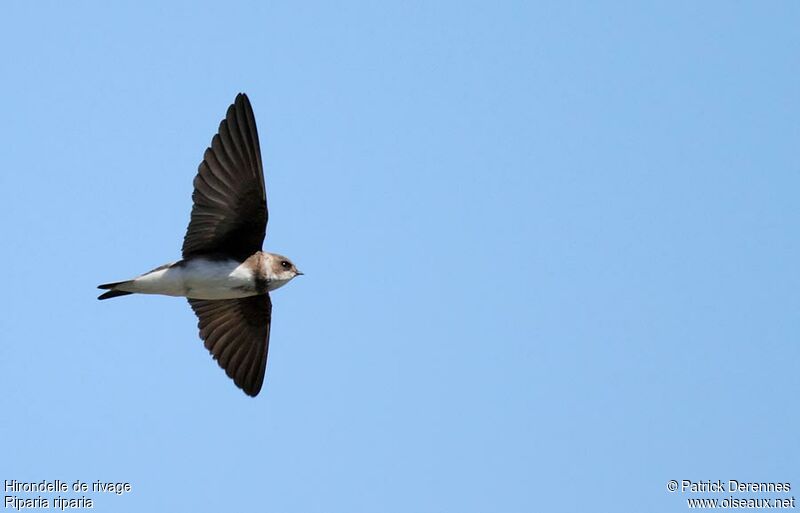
[281,261,290,269]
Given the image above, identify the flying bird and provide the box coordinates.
[98,93,301,397]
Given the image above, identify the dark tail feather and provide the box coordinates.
[98,290,134,300]
[98,280,134,300]
[98,280,128,290]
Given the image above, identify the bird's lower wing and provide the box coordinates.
[187,294,272,397]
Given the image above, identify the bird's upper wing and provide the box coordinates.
[182,93,267,261]
[188,294,272,397]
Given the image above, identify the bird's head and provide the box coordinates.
[263,252,303,291]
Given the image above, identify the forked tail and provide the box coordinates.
[97,280,134,300]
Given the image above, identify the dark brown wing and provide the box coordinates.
[188,294,272,397]
[182,93,267,261]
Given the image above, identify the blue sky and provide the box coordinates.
[1,2,798,512]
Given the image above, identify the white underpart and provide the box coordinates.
[119,259,258,300]
[267,277,292,292]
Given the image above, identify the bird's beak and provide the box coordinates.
[295,271,304,276]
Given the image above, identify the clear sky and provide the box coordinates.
[1,2,798,512]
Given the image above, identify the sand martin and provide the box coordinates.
[98,93,301,397]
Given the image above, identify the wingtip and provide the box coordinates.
[235,93,253,111]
